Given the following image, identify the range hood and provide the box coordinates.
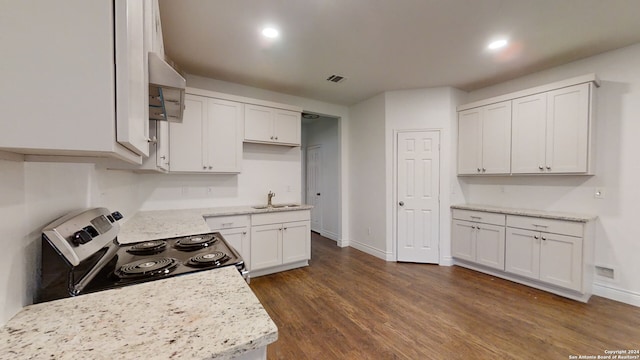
[148,52,186,122]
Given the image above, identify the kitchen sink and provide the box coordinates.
[252,204,300,209]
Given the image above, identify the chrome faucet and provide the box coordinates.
[267,191,276,207]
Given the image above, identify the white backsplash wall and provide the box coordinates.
[138,143,302,210]
[0,160,141,325]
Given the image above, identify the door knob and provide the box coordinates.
[399,201,404,206]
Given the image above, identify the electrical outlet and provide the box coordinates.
[594,188,605,199]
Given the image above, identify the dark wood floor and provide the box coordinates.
[249,233,640,359]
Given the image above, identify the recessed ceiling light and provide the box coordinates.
[262,27,279,38]
[488,39,508,50]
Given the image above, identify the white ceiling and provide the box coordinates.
[158,0,640,105]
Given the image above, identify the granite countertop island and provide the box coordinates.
[118,204,313,244]
[0,266,277,360]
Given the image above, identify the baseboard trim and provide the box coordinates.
[439,256,454,266]
[349,240,392,261]
[0,150,24,162]
[593,283,640,307]
[320,230,339,242]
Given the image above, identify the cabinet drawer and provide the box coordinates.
[205,215,250,230]
[506,215,583,237]
[252,210,310,226]
[452,209,505,226]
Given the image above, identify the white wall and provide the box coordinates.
[303,118,341,241]
[185,75,350,242]
[0,159,141,324]
[459,42,640,306]
[385,87,466,263]
[347,93,388,257]
[138,144,302,209]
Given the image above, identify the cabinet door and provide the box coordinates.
[250,224,282,271]
[546,83,590,173]
[219,227,250,270]
[512,93,547,174]
[169,94,206,171]
[273,109,301,145]
[475,223,506,270]
[481,101,512,174]
[451,220,475,261]
[505,228,540,280]
[206,98,243,172]
[539,233,583,291]
[244,104,274,142]
[282,221,310,264]
[457,109,482,175]
[156,120,170,171]
[115,0,149,157]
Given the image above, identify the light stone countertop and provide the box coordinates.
[451,204,597,222]
[0,266,277,360]
[118,204,313,244]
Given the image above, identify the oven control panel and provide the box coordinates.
[42,208,123,266]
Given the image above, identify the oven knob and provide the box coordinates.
[111,211,123,221]
[71,229,92,246]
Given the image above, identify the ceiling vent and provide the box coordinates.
[326,74,346,84]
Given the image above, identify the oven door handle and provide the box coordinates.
[70,240,119,296]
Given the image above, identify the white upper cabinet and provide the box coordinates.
[512,83,591,174]
[458,101,512,175]
[0,0,151,163]
[244,105,301,146]
[170,94,243,173]
[458,74,597,176]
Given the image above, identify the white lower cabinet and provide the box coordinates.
[451,210,506,270]
[250,210,311,276]
[451,207,595,302]
[205,215,251,269]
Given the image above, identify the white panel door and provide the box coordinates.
[457,109,482,174]
[546,83,590,173]
[397,131,440,263]
[206,98,244,172]
[540,233,583,291]
[282,221,310,263]
[481,101,512,174]
[475,223,506,270]
[505,228,540,280]
[170,95,206,171]
[512,93,547,173]
[274,109,301,145]
[306,145,322,232]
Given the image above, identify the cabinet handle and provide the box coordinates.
[470,216,482,219]
[208,166,212,169]
[538,165,544,170]
[284,227,288,230]
[477,168,481,173]
[242,231,247,235]
[534,235,539,239]
[532,224,548,228]
[541,236,547,241]
[270,136,274,140]
[546,166,551,170]
[471,225,476,229]
[160,156,166,160]
[482,168,486,172]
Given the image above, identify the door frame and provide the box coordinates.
[306,144,323,233]
[392,129,442,263]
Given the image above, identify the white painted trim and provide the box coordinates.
[593,283,640,308]
[337,239,349,248]
[249,260,309,278]
[0,150,24,162]
[187,87,303,112]
[350,240,393,261]
[458,73,600,111]
[439,256,454,266]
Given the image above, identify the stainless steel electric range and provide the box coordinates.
[37,207,247,303]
